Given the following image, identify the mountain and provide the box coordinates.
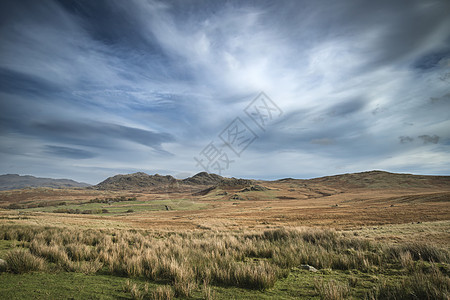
[305,170,450,189]
[95,171,253,190]
[95,172,177,190]
[0,174,91,190]
[94,170,450,191]
[182,172,253,187]
[181,172,225,185]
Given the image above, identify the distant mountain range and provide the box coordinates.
[0,174,91,190]
[1,170,449,191]
[279,170,450,189]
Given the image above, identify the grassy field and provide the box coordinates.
[18,199,207,215]
[0,224,449,299]
[0,176,449,299]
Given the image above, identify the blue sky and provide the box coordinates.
[0,0,449,184]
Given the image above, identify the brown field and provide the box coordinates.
[0,172,449,299]
[1,173,449,244]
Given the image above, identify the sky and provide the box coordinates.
[0,0,449,184]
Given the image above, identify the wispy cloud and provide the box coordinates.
[0,0,449,183]
[44,145,97,159]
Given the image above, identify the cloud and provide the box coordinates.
[44,145,97,159]
[414,50,450,70]
[399,136,414,144]
[327,99,367,117]
[430,93,450,104]
[311,138,334,146]
[0,0,449,183]
[418,135,440,144]
[33,120,175,153]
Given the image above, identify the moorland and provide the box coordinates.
[0,170,449,299]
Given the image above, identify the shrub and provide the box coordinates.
[5,249,45,273]
[7,203,24,209]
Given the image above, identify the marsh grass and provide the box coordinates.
[5,248,45,273]
[152,285,174,300]
[1,224,449,298]
[366,265,450,299]
[123,280,174,300]
[314,278,350,300]
[202,280,215,300]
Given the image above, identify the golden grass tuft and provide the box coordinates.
[1,224,449,298]
[5,248,45,273]
[314,278,350,300]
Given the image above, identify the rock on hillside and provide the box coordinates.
[219,177,253,188]
[182,172,224,185]
[95,172,177,190]
[0,174,90,191]
[182,172,253,187]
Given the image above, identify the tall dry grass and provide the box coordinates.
[5,248,45,273]
[1,224,449,298]
[314,278,350,300]
[365,265,450,299]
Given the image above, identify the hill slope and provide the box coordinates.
[181,172,224,185]
[94,170,450,191]
[95,172,177,190]
[95,171,253,190]
[305,170,450,189]
[0,174,90,190]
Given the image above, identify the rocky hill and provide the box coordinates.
[95,172,177,190]
[95,171,253,190]
[0,174,90,190]
[181,172,224,185]
[95,170,450,191]
[305,170,450,189]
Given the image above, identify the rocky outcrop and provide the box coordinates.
[95,172,177,190]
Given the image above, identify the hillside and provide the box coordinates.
[95,172,177,190]
[95,171,253,190]
[181,172,224,185]
[274,170,450,190]
[182,172,253,187]
[0,174,90,190]
[305,170,450,189]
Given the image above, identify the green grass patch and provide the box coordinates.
[0,239,17,258]
[0,225,449,299]
[0,271,137,299]
[17,199,208,215]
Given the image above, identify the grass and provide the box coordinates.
[0,239,16,258]
[4,248,45,273]
[0,271,143,299]
[0,224,448,299]
[16,199,208,215]
[366,265,450,299]
[314,278,350,300]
